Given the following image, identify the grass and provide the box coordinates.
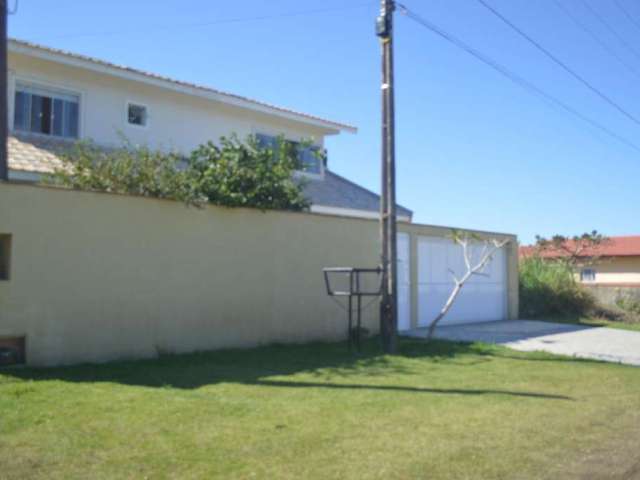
[545,314,640,332]
[2,338,640,479]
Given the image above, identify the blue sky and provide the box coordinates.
[9,0,640,243]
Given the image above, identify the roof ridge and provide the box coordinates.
[519,235,640,258]
[606,235,640,240]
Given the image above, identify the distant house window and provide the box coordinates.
[256,133,322,175]
[127,103,147,127]
[581,268,596,282]
[13,82,79,138]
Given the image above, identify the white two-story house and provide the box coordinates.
[6,39,412,222]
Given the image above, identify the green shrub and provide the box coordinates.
[46,140,203,206]
[44,134,310,212]
[616,297,640,315]
[519,256,595,318]
[186,135,310,211]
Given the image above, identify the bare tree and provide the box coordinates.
[426,231,510,340]
[533,231,610,268]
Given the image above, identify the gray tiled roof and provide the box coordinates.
[7,133,413,218]
[304,171,413,218]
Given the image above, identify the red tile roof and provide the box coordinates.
[520,236,640,258]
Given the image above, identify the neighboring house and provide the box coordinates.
[520,236,640,287]
[6,39,412,222]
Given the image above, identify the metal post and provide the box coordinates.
[348,270,354,351]
[376,0,397,353]
[356,271,362,351]
[0,0,7,182]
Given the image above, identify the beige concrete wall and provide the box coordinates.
[0,183,518,366]
[584,285,640,308]
[577,257,640,286]
[8,52,328,154]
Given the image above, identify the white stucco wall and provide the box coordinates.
[8,51,328,154]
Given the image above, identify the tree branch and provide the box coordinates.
[426,235,509,340]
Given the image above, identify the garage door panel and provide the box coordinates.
[417,235,507,326]
[398,284,411,331]
[448,243,467,280]
[418,238,447,283]
[417,284,447,327]
[397,233,410,285]
[418,284,505,326]
[397,233,411,331]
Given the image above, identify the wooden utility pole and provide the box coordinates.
[376,0,397,353]
[0,0,7,181]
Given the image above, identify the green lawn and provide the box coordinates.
[2,338,640,479]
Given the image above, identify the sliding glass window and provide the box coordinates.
[14,83,80,139]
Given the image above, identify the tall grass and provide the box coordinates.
[519,256,595,318]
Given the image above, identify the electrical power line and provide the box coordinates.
[395,4,640,154]
[613,0,640,35]
[552,0,640,80]
[579,0,640,63]
[51,2,376,40]
[473,0,640,128]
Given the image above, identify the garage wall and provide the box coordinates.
[0,183,518,366]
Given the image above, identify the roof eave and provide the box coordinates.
[8,39,358,135]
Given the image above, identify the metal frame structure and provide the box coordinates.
[323,267,382,351]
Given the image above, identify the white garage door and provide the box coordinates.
[417,236,507,327]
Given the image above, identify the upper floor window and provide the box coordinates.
[580,268,596,282]
[127,102,148,127]
[13,82,79,139]
[256,133,322,175]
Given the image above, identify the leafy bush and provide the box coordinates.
[46,141,203,205]
[45,135,310,212]
[519,255,595,318]
[616,297,640,316]
[186,135,310,211]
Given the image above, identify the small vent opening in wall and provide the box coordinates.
[0,234,11,280]
[0,336,26,366]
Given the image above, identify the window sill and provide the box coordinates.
[12,129,78,143]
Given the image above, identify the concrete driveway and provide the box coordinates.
[406,320,640,366]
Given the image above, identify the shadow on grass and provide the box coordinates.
[0,338,576,400]
[254,380,571,399]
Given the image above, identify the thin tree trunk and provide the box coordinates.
[426,274,468,340]
[425,236,509,341]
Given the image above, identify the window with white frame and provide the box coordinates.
[256,133,323,175]
[127,102,148,127]
[13,82,80,139]
[580,268,596,282]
